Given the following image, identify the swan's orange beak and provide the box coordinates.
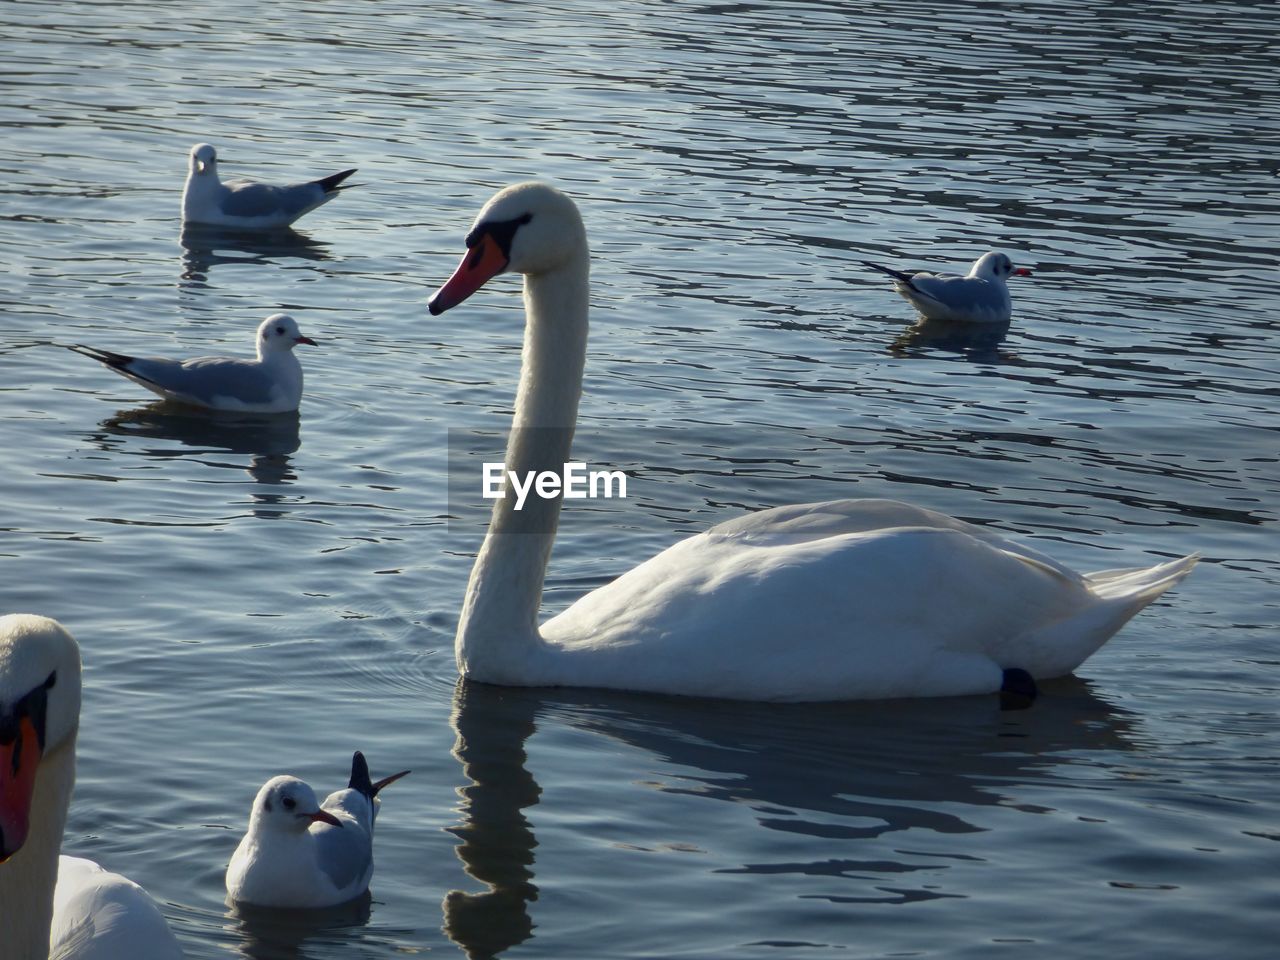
[0,715,43,863]
[428,234,508,315]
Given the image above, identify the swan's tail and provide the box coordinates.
[1019,553,1198,678]
[1084,553,1200,603]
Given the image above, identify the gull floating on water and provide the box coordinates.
[225,752,409,909]
[66,313,316,413]
[182,143,356,229]
[863,251,1032,324]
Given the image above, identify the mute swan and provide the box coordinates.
[863,252,1032,323]
[226,752,409,908]
[66,314,315,413]
[182,143,356,229]
[0,614,183,959]
[427,182,1196,702]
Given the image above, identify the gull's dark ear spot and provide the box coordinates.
[263,797,273,813]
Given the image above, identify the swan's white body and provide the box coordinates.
[0,614,182,960]
[226,754,407,909]
[428,183,1196,703]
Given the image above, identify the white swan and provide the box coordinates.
[0,614,183,959]
[427,182,1197,703]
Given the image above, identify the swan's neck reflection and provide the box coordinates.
[445,681,541,959]
[442,675,1132,959]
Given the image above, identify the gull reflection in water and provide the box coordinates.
[443,677,1135,957]
[889,316,1015,363]
[92,403,302,509]
[224,894,372,960]
[179,224,333,286]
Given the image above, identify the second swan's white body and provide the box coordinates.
[428,183,1196,703]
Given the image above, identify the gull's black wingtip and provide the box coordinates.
[861,260,915,284]
[319,168,358,193]
[348,750,374,796]
[64,343,135,371]
[348,750,411,798]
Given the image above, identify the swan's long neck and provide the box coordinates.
[0,735,76,960]
[456,254,589,682]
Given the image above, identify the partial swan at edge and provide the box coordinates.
[0,614,182,959]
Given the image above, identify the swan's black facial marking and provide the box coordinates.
[465,212,533,265]
[0,670,56,755]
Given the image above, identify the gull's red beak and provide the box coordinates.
[0,714,44,863]
[428,234,508,315]
[295,336,318,346]
[1012,267,1033,278]
[308,809,343,828]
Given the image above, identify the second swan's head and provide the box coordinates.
[428,182,586,315]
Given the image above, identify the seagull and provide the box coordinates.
[225,752,409,909]
[863,251,1033,324]
[66,314,316,414]
[182,143,356,229]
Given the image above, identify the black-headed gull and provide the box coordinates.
[225,753,409,909]
[66,313,316,413]
[182,143,356,230]
[0,614,183,959]
[863,252,1032,324]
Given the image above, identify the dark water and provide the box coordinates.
[1,1,1277,957]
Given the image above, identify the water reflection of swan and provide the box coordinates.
[443,677,1136,957]
[444,682,540,960]
[92,403,301,489]
[179,224,332,285]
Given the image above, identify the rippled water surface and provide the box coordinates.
[2,1,1277,957]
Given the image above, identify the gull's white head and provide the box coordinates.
[257,314,317,356]
[248,775,342,836]
[428,182,587,314]
[970,252,1032,282]
[189,143,219,178]
[0,615,82,863]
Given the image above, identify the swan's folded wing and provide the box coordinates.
[705,499,1084,585]
[51,856,182,960]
